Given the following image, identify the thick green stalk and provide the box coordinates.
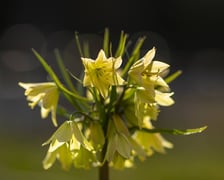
[99,140,109,180]
[99,161,109,180]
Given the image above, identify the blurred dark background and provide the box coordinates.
[0,0,224,179]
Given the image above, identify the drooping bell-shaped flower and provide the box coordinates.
[42,120,95,169]
[88,121,105,150]
[43,142,73,170]
[132,117,173,156]
[18,82,59,126]
[106,114,132,162]
[105,114,145,168]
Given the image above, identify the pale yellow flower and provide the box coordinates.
[106,115,132,162]
[82,49,125,98]
[109,151,134,169]
[155,90,174,106]
[129,47,170,89]
[73,145,97,169]
[134,89,174,125]
[43,120,93,152]
[18,82,59,126]
[128,47,174,125]
[42,120,95,169]
[106,114,145,166]
[43,141,73,170]
[132,118,173,156]
[88,122,105,150]
[133,130,173,156]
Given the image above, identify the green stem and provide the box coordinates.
[99,142,109,180]
[99,98,110,180]
[99,161,109,180]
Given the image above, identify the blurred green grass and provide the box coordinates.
[1,132,223,180]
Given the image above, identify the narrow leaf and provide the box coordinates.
[83,41,90,58]
[103,28,110,57]
[75,31,84,57]
[131,126,207,135]
[32,48,61,86]
[115,31,128,58]
[165,70,182,84]
[54,48,77,93]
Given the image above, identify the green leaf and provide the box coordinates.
[115,31,128,58]
[54,48,77,93]
[165,70,182,84]
[32,48,61,86]
[131,126,207,135]
[83,41,90,57]
[75,31,84,57]
[67,70,83,85]
[103,28,110,57]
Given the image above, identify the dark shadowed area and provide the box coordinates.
[0,0,224,179]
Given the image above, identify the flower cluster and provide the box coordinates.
[19,29,206,170]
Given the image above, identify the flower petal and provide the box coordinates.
[143,47,156,68]
[151,61,170,73]
[155,90,174,106]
